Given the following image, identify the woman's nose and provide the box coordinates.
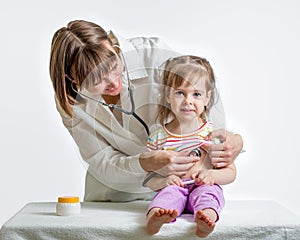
[105,74,120,87]
[106,80,118,89]
[106,76,117,84]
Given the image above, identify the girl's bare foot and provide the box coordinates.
[195,209,217,238]
[146,208,179,234]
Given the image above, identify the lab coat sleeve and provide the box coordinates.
[57,102,150,194]
[86,146,148,195]
[78,121,149,194]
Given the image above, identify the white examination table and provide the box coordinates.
[1,200,300,240]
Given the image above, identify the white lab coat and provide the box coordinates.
[56,34,179,201]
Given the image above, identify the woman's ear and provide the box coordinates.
[165,88,171,103]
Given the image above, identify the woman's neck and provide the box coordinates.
[102,94,120,105]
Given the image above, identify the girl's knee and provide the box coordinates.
[190,185,225,211]
[159,185,188,198]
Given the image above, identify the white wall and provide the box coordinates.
[1,0,300,227]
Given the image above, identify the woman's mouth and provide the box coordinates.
[105,79,122,95]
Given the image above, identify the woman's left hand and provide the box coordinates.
[201,129,243,168]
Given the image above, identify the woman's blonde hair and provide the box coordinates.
[157,55,217,125]
[49,20,119,116]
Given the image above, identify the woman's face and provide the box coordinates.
[87,60,124,96]
[86,43,124,97]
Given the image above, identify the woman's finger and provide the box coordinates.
[207,129,227,142]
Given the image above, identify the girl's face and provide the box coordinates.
[166,77,211,124]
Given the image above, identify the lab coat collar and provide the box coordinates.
[108,31,148,80]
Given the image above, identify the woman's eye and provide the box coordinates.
[175,91,184,96]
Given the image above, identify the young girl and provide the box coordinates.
[145,55,236,238]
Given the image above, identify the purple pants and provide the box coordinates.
[147,184,225,221]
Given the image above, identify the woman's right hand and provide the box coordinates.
[139,150,200,177]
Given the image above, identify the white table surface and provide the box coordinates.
[1,200,300,240]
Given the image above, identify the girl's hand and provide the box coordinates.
[194,169,215,186]
[201,129,243,168]
[147,175,184,191]
[140,150,200,177]
[163,175,184,187]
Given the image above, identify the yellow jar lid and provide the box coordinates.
[58,196,79,203]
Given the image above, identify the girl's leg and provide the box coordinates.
[195,209,217,238]
[146,185,188,234]
[187,184,225,238]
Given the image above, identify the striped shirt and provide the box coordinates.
[147,121,214,153]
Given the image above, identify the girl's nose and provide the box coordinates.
[184,96,193,105]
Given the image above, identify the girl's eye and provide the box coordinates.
[193,92,202,97]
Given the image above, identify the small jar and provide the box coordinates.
[56,196,81,216]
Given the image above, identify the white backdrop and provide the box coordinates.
[1,0,300,227]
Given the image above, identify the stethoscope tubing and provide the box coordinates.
[71,47,150,136]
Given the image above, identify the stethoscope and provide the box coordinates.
[69,46,150,136]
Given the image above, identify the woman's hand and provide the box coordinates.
[139,150,199,177]
[202,129,243,168]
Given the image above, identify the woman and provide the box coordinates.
[49,20,243,202]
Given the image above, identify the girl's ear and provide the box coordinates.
[205,90,211,106]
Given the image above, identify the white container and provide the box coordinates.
[56,196,81,216]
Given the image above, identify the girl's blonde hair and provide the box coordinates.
[49,20,119,116]
[157,55,217,125]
